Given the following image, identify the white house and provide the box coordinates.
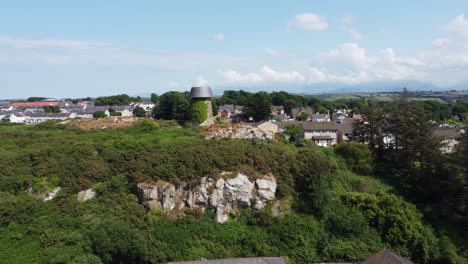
[300,122,339,147]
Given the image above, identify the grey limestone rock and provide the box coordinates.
[77,189,95,202]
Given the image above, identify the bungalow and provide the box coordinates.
[22,112,73,124]
[337,123,354,142]
[300,122,339,147]
[311,113,331,122]
[256,121,279,134]
[112,106,133,117]
[218,104,244,118]
[9,113,26,123]
[135,102,155,111]
[434,127,463,153]
[271,106,285,116]
[332,109,348,121]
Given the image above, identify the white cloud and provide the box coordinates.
[314,43,427,83]
[340,14,354,24]
[322,43,376,70]
[432,38,451,47]
[168,81,179,88]
[288,13,328,32]
[222,65,305,84]
[348,28,364,40]
[222,69,263,84]
[0,37,109,49]
[0,37,253,71]
[261,65,305,82]
[265,48,278,56]
[213,33,225,41]
[194,75,209,86]
[444,15,468,38]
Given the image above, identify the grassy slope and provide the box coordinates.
[0,123,463,263]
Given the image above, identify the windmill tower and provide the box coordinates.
[189,86,214,125]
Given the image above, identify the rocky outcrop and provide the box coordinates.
[43,187,61,202]
[204,125,274,140]
[77,189,95,202]
[137,173,277,223]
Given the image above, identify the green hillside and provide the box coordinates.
[0,121,465,263]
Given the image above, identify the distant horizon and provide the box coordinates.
[1,82,466,101]
[1,1,468,98]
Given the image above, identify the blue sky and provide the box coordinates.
[1,1,468,98]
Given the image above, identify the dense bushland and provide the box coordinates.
[0,122,465,263]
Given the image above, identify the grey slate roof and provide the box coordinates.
[300,122,338,131]
[291,107,313,119]
[433,128,462,139]
[361,249,414,264]
[275,121,303,129]
[169,257,286,264]
[219,104,235,113]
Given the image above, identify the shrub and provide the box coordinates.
[335,142,373,174]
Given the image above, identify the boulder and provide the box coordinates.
[43,187,61,202]
[77,189,95,202]
[256,176,277,202]
[224,173,254,207]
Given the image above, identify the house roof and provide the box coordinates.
[361,249,414,264]
[11,101,60,107]
[340,118,356,125]
[300,122,338,131]
[291,107,313,118]
[433,128,462,139]
[169,257,286,264]
[311,114,329,119]
[219,105,235,113]
[337,123,354,133]
[275,121,303,129]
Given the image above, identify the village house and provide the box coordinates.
[300,122,339,147]
[271,106,285,116]
[311,113,331,122]
[332,109,348,121]
[256,121,279,134]
[217,105,244,119]
[290,107,313,121]
[217,104,236,118]
[135,102,155,112]
[434,127,463,153]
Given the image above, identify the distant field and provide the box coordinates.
[306,93,447,103]
[307,93,399,101]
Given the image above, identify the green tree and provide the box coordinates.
[244,92,272,121]
[335,142,373,174]
[108,108,121,116]
[42,106,60,113]
[90,220,148,263]
[341,191,424,247]
[296,112,309,121]
[150,93,159,103]
[132,107,147,117]
[283,125,303,142]
[93,111,106,118]
[152,92,190,122]
[352,100,385,160]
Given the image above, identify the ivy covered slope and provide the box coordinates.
[0,121,465,264]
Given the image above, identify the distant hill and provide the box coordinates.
[214,80,446,95]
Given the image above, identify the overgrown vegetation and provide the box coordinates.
[0,99,466,263]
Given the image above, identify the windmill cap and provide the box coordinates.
[189,86,213,98]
